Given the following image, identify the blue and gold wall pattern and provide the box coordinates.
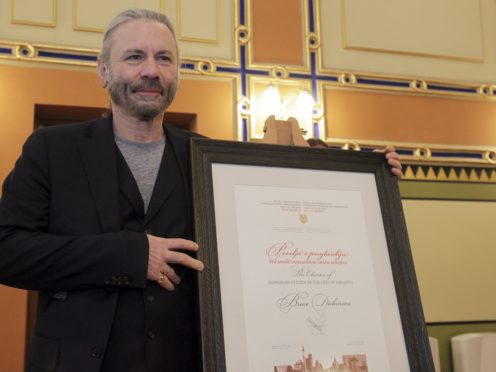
[1,0,496,185]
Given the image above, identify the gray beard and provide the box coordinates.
[107,78,177,121]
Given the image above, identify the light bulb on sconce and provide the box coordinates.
[260,84,282,119]
[296,90,314,118]
[295,90,315,136]
[257,84,315,138]
[279,89,315,137]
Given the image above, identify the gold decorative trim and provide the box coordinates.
[10,0,57,28]
[237,96,251,116]
[325,137,496,166]
[177,0,220,44]
[338,72,357,85]
[401,164,496,183]
[236,25,250,45]
[0,40,98,67]
[179,56,240,74]
[233,0,241,66]
[410,80,428,91]
[0,40,98,54]
[301,0,313,71]
[306,32,320,50]
[340,0,485,63]
[343,45,484,64]
[245,0,255,68]
[2,38,495,102]
[270,66,288,79]
[323,137,496,183]
[197,59,215,73]
[14,43,36,58]
[319,73,496,102]
[313,0,323,70]
[180,60,241,80]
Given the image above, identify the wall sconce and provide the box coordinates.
[260,83,283,119]
[257,84,315,137]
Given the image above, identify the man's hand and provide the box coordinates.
[146,235,204,291]
[375,146,402,179]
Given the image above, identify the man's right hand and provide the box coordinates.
[146,235,204,291]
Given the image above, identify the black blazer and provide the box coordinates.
[0,116,200,371]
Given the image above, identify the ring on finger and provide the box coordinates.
[157,273,166,283]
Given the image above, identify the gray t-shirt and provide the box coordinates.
[115,134,165,212]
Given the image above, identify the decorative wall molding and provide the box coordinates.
[72,0,164,33]
[0,40,97,67]
[340,0,485,63]
[1,0,496,180]
[401,164,496,183]
[177,0,220,44]
[10,0,57,28]
[326,138,496,183]
[319,0,496,83]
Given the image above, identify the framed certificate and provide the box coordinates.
[191,138,434,372]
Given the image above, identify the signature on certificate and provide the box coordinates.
[306,315,326,335]
[276,292,351,312]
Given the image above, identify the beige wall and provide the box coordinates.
[403,199,496,322]
[321,0,496,83]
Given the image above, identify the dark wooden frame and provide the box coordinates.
[191,137,434,372]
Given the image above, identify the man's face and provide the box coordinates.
[100,19,178,121]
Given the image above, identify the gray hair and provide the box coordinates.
[100,8,178,65]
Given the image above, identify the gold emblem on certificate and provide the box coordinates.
[299,213,308,224]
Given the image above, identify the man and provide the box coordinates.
[0,8,402,372]
[0,9,203,372]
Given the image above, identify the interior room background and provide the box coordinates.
[1,1,495,371]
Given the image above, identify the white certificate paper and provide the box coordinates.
[212,163,410,372]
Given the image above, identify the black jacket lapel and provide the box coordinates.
[144,125,191,225]
[78,116,121,232]
[115,149,145,221]
[144,139,179,225]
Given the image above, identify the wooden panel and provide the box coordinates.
[2,0,235,59]
[324,88,496,146]
[0,64,108,185]
[400,181,496,202]
[73,0,161,32]
[177,0,218,43]
[252,0,304,66]
[319,0,496,83]
[343,0,484,61]
[403,199,496,322]
[11,0,55,27]
[0,286,27,372]
[170,76,235,140]
[164,0,235,60]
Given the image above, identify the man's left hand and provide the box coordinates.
[375,146,402,179]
